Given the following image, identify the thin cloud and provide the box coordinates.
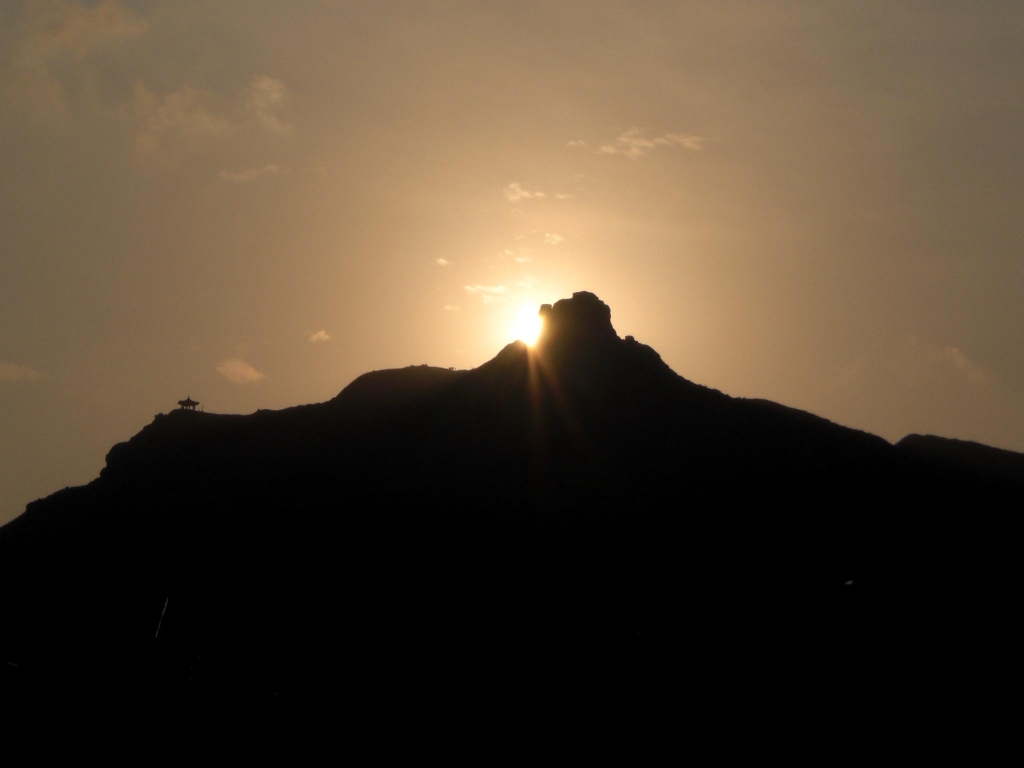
[0,362,43,383]
[309,330,331,343]
[566,140,587,148]
[249,75,291,134]
[598,128,704,159]
[900,337,988,386]
[543,233,565,246]
[940,346,987,385]
[128,75,290,156]
[443,305,460,312]
[5,0,148,119]
[436,258,452,267]
[503,183,546,202]
[216,358,264,384]
[464,285,507,304]
[129,81,235,154]
[555,193,573,200]
[219,164,286,182]
[20,0,147,56]
[507,246,534,263]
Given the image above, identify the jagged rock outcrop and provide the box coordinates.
[540,290,618,345]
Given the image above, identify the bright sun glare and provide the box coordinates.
[511,305,544,346]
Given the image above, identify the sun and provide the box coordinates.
[511,304,544,346]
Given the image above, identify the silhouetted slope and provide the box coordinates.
[0,291,1020,753]
[896,433,1024,489]
[332,364,466,416]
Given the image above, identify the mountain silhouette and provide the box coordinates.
[1,291,1020,754]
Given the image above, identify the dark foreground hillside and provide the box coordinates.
[1,292,1020,755]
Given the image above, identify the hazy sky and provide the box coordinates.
[2,0,1023,523]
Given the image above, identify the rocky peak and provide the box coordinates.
[537,291,618,349]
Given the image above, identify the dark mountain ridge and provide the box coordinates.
[1,291,1020,752]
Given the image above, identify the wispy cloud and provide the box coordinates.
[4,0,148,119]
[598,128,704,159]
[219,164,286,182]
[503,183,545,202]
[129,81,235,153]
[443,305,460,312]
[464,285,507,304]
[216,358,264,384]
[127,75,290,156]
[436,258,452,267]
[941,346,987,385]
[892,337,989,386]
[907,341,987,385]
[25,0,147,56]
[308,330,331,343]
[248,75,290,134]
[504,246,533,263]
[566,140,587,148]
[0,362,43,383]
[543,233,565,246]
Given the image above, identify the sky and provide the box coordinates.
[2,0,1023,524]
